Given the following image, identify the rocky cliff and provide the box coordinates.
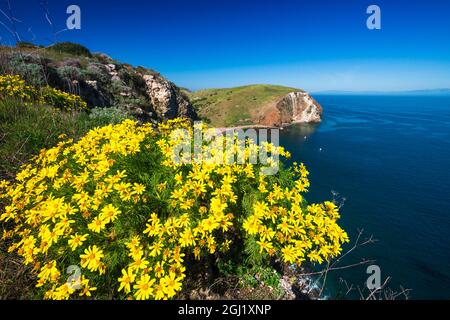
[190,85,323,127]
[0,43,197,122]
[258,91,323,127]
[142,74,196,120]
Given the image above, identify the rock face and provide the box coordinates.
[1,48,197,122]
[278,92,323,124]
[142,74,196,120]
[258,91,322,127]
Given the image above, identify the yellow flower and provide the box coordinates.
[88,217,108,233]
[132,183,146,195]
[281,245,297,264]
[256,240,273,254]
[170,248,185,265]
[80,245,104,272]
[154,280,167,300]
[68,233,88,251]
[99,204,121,223]
[130,256,149,271]
[154,261,166,278]
[149,240,163,257]
[259,227,276,241]
[143,220,162,237]
[79,277,97,297]
[37,261,60,286]
[118,268,136,294]
[133,274,155,300]
[174,173,183,184]
[194,247,201,260]
[277,217,292,235]
[179,229,195,248]
[0,113,349,300]
[128,246,144,260]
[243,216,260,235]
[161,272,183,298]
[157,182,167,192]
[307,250,324,264]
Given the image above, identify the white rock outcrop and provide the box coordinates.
[142,74,195,119]
[280,92,322,124]
[258,91,323,127]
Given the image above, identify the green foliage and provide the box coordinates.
[119,69,146,93]
[48,42,92,58]
[217,257,281,291]
[0,97,134,180]
[244,237,265,266]
[110,79,131,93]
[240,266,281,289]
[0,99,99,179]
[16,41,38,49]
[82,64,110,83]
[94,53,114,64]
[39,86,87,111]
[89,106,135,124]
[7,54,44,86]
[56,65,82,81]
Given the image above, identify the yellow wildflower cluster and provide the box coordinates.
[0,118,348,300]
[0,74,87,111]
[40,86,87,111]
[0,74,37,104]
[244,165,349,265]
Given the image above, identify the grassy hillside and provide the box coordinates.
[190,84,301,127]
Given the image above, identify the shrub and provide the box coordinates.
[0,74,39,103]
[57,66,82,82]
[110,80,130,94]
[94,53,113,65]
[0,118,349,300]
[58,59,82,68]
[15,63,44,87]
[89,107,135,124]
[0,99,98,180]
[48,42,92,58]
[16,41,38,49]
[40,86,87,111]
[118,70,147,96]
[7,54,44,86]
[82,64,110,83]
[0,74,87,111]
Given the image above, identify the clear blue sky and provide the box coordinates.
[1,0,450,91]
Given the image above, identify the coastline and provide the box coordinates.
[213,124,279,134]
[212,120,320,134]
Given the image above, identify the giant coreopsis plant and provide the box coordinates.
[0,118,348,300]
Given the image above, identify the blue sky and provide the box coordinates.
[1,0,450,91]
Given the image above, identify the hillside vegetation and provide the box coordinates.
[0,42,196,122]
[190,84,301,127]
[0,43,346,300]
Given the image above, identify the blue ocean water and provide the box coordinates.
[279,95,450,299]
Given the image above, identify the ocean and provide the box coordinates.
[279,94,450,299]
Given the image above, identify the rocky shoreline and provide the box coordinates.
[257,91,323,127]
